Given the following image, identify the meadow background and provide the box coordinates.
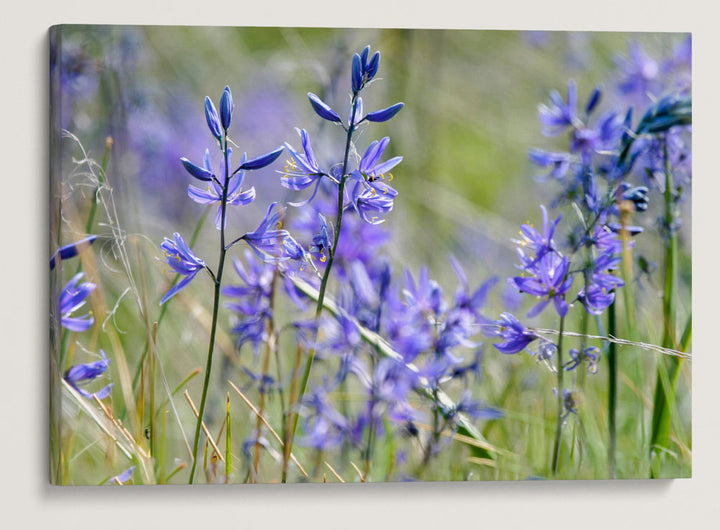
[50,25,690,485]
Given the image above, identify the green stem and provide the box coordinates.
[282,94,360,483]
[551,315,566,476]
[607,299,617,478]
[188,134,230,484]
[649,136,679,475]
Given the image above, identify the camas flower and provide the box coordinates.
[65,350,113,399]
[538,80,579,136]
[309,213,332,263]
[282,128,326,206]
[490,312,540,354]
[299,387,352,450]
[577,250,624,315]
[512,251,573,318]
[615,41,660,100]
[566,346,602,374]
[187,149,256,229]
[59,272,96,332]
[348,137,402,224]
[159,233,206,305]
[241,202,295,261]
[513,205,562,267]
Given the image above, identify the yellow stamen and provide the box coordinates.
[387,173,394,182]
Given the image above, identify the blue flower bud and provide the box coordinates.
[220,86,233,130]
[307,92,342,123]
[238,146,284,171]
[180,157,214,181]
[622,185,650,212]
[352,53,363,93]
[585,86,602,115]
[360,45,371,70]
[204,96,222,140]
[365,102,404,122]
[366,51,380,80]
[51,235,98,270]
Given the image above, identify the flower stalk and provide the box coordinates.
[281,94,361,482]
[188,132,230,484]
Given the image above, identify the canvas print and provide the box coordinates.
[49,26,691,485]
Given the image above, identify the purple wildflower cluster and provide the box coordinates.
[52,236,113,400]
[489,34,692,451]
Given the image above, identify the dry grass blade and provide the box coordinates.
[183,390,225,463]
[349,461,366,482]
[228,381,309,478]
[324,461,345,483]
[532,328,692,360]
[60,379,155,484]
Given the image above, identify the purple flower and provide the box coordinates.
[402,266,446,317]
[615,42,660,100]
[282,128,326,206]
[512,251,573,318]
[445,391,504,422]
[577,250,624,315]
[355,137,403,182]
[241,203,295,261]
[299,387,352,450]
[491,312,540,354]
[529,149,573,181]
[570,110,623,162]
[159,233,206,305]
[65,350,113,399]
[346,137,402,224]
[187,149,256,229]
[538,80,579,136]
[222,251,276,353]
[514,205,562,267]
[309,213,332,263]
[223,251,274,314]
[59,273,96,332]
[107,465,135,485]
[566,346,602,374]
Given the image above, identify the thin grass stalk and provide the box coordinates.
[281,343,304,482]
[82,136,112,238]
[251,268,278,482]
[551,314,566,475]
[188,133,231,484]
[225,394,232,483]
